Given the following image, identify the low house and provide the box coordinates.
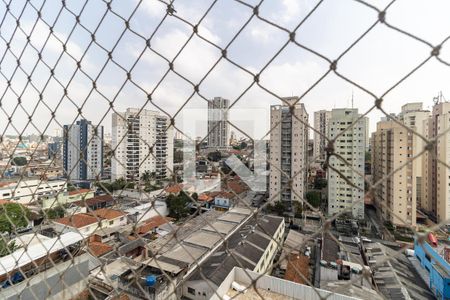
[134,215,172,237]
[41,189,94,209]
[88,241,113,257]
[125,201,168,224]
[52,208,127,237]
[52,214,100,236]
[72,194,114,211]
[90,209,127,228]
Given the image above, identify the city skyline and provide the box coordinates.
[0,0,449,137]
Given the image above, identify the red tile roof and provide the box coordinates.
[226,180,246,194]
[284,253,309,284]
[68,189,91,196]
[0,199,9,205]
[198,194,213,202]
[90,208,126,220]
[164,184,183,194]
[54,214,98,228]
[136,216,171,235]
[88,241,113,257]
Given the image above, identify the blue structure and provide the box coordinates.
[48,142,60,159]
[415,239,450,299]
[63,119,103,180]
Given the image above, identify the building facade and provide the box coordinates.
[269,97,309,212]
[111,108,173,181]
[0,179,67,205]
[207,97,230,150]
[414,238,450,300]
[372,120,416,227]
[63,119,103,180]
[422,102,450,222]
[398,103,430,211]
[313,110,331,162]
[327,108,366,219]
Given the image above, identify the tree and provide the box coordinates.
[293,201,303,218]
[0,203,30,233]
[45,206,65,219]
[11,157,27,166]
[67,183,76,192]
[166,192,191,220]
[207,151,221,162]
[0,240,18,257]
[306,191,321,208]
[314,178,327,189]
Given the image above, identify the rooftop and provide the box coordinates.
[54,213,99,228]
[68,188,91,196]
[187,214,284,285]
[0,232,83,276]
[72,194,114,207]
[90,208,126,220]
[136,215,171,235]
[88,241,113,257]
[212,267,360,300]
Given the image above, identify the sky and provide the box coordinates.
[0,0,450,140]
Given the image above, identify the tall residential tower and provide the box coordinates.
[422,101,450,222]
[269,97,309,212]
[327,109,366,219]
[313,110,331,162]
[372,119,416,227]
[207,97,230,150]
[111,108,173,181]
[63,119,103,180]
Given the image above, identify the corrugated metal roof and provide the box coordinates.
[0,232,83,275]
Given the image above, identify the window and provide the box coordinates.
[109,220,114,225]
[188,287,195,295]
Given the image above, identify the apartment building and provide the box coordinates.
[63,119,103,180]
[372,120,416,227]
[313,110,331,162]
[398,103,430,210]
[111,108,173,181]
[0,179,67,205]
[422,102,450,222]
[327,109,366,219]
[207,97,230,150]
[269,97,309,212]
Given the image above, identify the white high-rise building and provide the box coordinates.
[112,108,173,182]
[269,97,309,212]
[327,109,366,219]
[422,101,450,222]
[207,97,230,150]
[63,119,103,180]
[313,110,331,161]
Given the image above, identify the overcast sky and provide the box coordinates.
[0,0,450,139]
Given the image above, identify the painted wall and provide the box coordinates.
[415,240,450,299]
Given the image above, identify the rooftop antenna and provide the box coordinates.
[351,90,354,109]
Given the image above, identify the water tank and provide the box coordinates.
[145,275,157,287]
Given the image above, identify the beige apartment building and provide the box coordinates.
[398,103,430,210]
[327,108,366,219]
[422,102,450,222]
[313,110,331,162]
[269,97,309,213]
[372,120,416,227]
